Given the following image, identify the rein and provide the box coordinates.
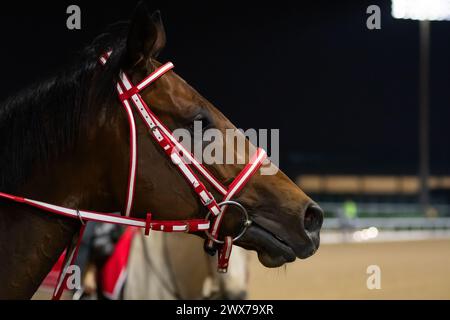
[0,51,267,299]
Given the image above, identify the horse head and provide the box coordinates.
[101,3,323,268]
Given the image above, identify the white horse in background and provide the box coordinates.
[123,231,249,300]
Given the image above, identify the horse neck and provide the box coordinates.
[0,133,122,299]
[0,202,80,299]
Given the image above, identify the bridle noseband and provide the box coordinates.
[0,51,267,299]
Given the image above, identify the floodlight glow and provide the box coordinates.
[352,227,379,242]
[367,227,379,238]
[392,0,450,21]
[352,231,363,242]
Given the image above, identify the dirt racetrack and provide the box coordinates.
[247,239,450,299]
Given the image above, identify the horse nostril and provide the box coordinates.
[303,203,324,233]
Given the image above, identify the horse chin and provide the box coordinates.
[238,224,297,268]
[257,251,295,268]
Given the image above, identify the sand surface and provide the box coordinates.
[247,239,450,299]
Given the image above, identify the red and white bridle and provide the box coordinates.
[0,51,267,299]
[109,50,267,269]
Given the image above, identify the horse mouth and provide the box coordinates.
[238,221,297,268]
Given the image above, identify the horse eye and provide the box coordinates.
[188,113,212,133]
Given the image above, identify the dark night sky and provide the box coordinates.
[0,1,449,178]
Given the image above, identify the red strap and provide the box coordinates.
[217,236,233,273]
[206,148,267,252]
[99,51,112,66]
[0,192,25,202]
[0,191,210,232]
[52,225,86,300]
[119,86,139,101]
[145,213,152,236]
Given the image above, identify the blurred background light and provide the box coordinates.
[352,227,379,242]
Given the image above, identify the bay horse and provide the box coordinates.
[0,3,323,299]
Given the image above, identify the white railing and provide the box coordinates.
[319,202,450,217]
[323,217,450,230]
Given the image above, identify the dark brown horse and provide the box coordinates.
[0,3,323,299]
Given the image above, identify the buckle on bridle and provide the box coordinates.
[204,200,252,244]
[150,125,160,134]
[201,193,214,206]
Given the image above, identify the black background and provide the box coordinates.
[0,0,449,178]
[0,299,445,317]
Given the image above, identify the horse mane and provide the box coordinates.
[0,22,130,192]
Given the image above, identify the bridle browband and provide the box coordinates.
[0,51,267,299]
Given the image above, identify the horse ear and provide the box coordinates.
[127,2,166,65]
